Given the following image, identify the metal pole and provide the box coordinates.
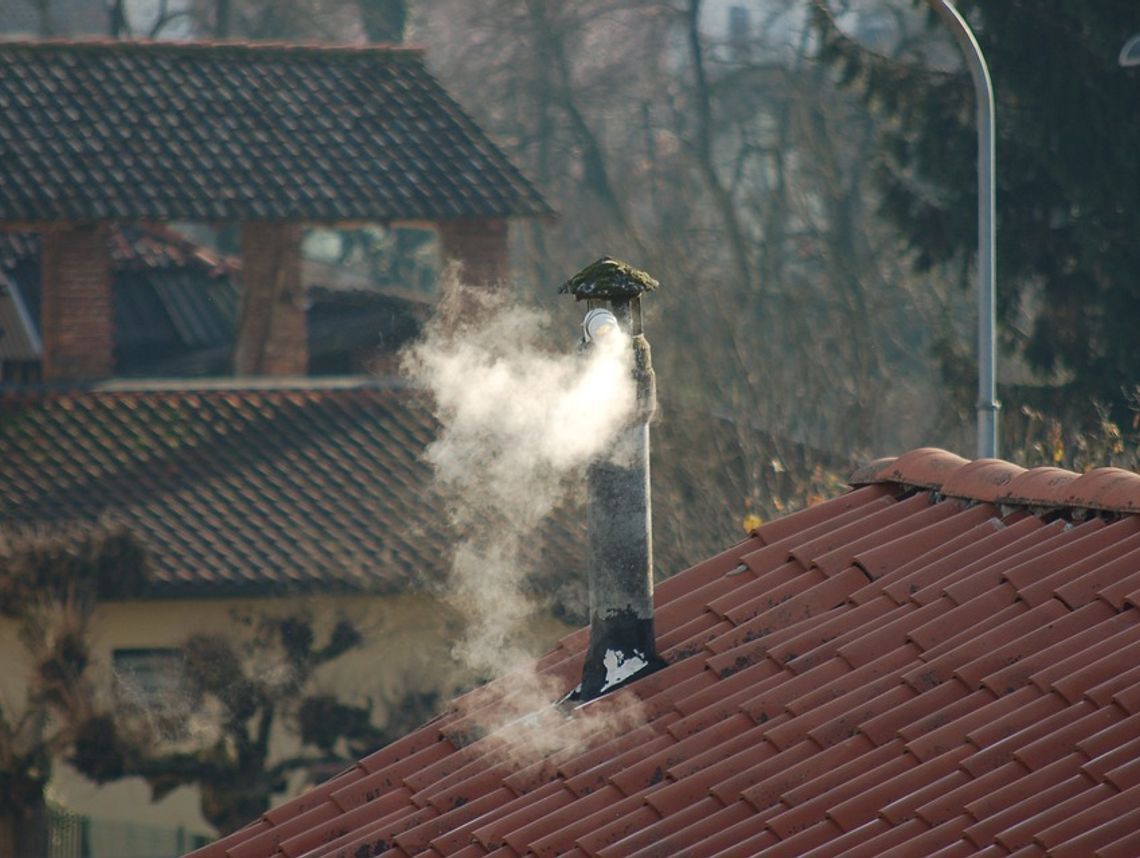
[927,0,999,458]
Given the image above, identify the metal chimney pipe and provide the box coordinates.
[560,258,663,701]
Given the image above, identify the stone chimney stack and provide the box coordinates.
[561,257,663,701]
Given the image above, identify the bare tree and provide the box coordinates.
[74,610,415,836]
[31,0,55,34]
[27,0,972,560]
[0,524,148,857]
[682,0,753,292]
[414,0,969,569]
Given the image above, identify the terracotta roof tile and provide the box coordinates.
[939,459,1027,502]
[189,447,1140,857]
[1050,804,1140,858]
[0,40,548,222]
[765,741,904,837]
[857,518,1001,603]
[852,502,999,583]
[849,447,969,488]
[987,613,1140,698]
[843,816,955,857]
[1065,469,1140,512]
[628,799,755,858]
[861,677,971,747]
[1101,830,1140,857]
[1085,669,1140,717]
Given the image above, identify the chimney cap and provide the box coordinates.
[559,256,659,301]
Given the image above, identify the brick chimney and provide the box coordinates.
[438,218,509,288]
[40,223,114,381]
[561,257,664,701]
[232,222,308,376]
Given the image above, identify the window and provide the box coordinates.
[112,648,185,708]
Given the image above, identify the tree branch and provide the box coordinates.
[683,0,753,291]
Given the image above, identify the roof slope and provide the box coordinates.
[0,40,549,222]
[193,447,1140,858]
[0,382,447,594]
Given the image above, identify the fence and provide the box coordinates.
[47,807,210,858]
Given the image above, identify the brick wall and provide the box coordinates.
[438,218,509,288]
[233,223,308,376]
[41,222,114,381]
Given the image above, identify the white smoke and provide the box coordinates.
[402,282,636,681]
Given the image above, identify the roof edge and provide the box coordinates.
[0,374,416,396]
[0,36,427,58]
[850,446,1140,515]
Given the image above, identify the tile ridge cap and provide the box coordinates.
[851,447,1140,516]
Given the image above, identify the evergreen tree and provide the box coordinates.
[814,1,1140,422]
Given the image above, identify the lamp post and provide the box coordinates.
[926,0,999,459]
[1120,33,1140,67]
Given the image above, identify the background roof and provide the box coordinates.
[192,448,1140,858]
[0,382,585,602]
[0,383,445,594]
[0,40,550,222]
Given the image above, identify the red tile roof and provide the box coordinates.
[0,39,549,222]
[191,447,1140,857]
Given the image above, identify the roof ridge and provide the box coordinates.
[852,446,1140,515]
[0,375,416,396]
[0,37,427,57]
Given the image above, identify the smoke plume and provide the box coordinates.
[402,282,636,684]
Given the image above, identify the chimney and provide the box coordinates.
[560,257,664,701]
[232,222,308,376]
[40,223,115,381]
[438,218,509,289]
[435,218,511,336]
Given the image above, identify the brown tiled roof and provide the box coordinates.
[0,39,550,222]
[0,382,450,594]
[192,447,1140,857]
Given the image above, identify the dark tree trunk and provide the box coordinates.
[358,0,409,43]
[108,0,130,36]
[216,0,232,38]
[1,798,49,858]
[32,0,54,36]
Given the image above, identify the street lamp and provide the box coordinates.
[1120,33,1140,67]
[926,0,998,459]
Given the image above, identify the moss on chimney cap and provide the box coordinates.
[559,256,659,300]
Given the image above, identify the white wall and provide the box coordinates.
[0,592,572,842]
